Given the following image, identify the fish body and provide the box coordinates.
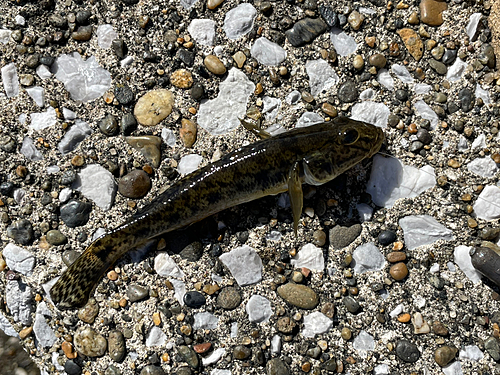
[50,117,384,309]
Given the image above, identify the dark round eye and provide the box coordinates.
[342,129,359,145]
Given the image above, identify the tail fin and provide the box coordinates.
[50,247,110,309]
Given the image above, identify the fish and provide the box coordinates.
[49,117,384,309]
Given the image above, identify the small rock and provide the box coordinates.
[484,337,500,361]
[347,11,364,30]
[74,326,107,357]
[390,262,408,280]
[329,224,361,249]
[420,0,447,26]
[233,345,251,360]
[368,53,387,68]
[343,296,360,313]
[140,365,165,375]
[60,200,92,227]
[396,339,420,363]
[432,321,449,336]
[180,119,197,148]
[387,252,406,263]
[127,284,149,302]
[285,17,327,47]
[177,346,199,369]
[184,291,206,308]
[125,136,162,168]
[134,89,174,126]
[378,230,397,245]
[115,85,135,105]
[77,298,99,324]
[118,170,151,199]
[217,287,242,310]
[429,59,447,75]
[204,55,226,75]
[170,69,193,89]
[397,28,423,61]
[338,80,358,103]
[277,283,319,309]
[435,346,457,367]
[179,241,203,262]
[71,25,92,41]
[108,330,126,362]
[266,358,290,375]
[99,114,119,136]
[121,113,137,135]
[64,360,82,375]
[7,219,34,245]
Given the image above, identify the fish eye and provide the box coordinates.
[342,129,359,145]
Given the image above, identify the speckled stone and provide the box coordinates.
[233,345,251,360]
[7,219,34,245]
[77,298,99,324]
[180,119,197,148]
[434,346,457,367]
[329,224,361,249]
[397,28,423,61]
[99,114,119,136]
[134,89,174,126]
[285,17,327,47]
[179,241,203,261]
[108,330,126,362]
[337,80,358,103]
[217,287,242,310]
[266,357,290,375]
[170,69,194,89]
[118,170,151,199]
[396,339,420,363]
[46,229,67,245]
[277,283,319,309]
[125,136,162,168]
[276,317,296,334]
[114,85,135,105]
[126,284,149,302]
[177,346,199,369]
[74,327,107,357]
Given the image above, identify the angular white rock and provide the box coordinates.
[374,364,390,375]
[466,13,482,40]
[306,59,339,97]
[446,58,468,82]
[1,62,19,97]
[454,246,481,283]
[414,83,432,94]
[73,164,117,210]
[21,137,43,161]
[188,19,216,46]
[161,128,176,147]
[169,278,186,306]
[198,68,255,135]
[357,203,373,222]
[473,185,500,220]
[178,154,203,175]
[442,361,463,375]
[120,56,134,68]
[291,243,324,271]
[459,345,484,361]
[399,215,454,250]
[58,119,92,154]
[219,245,262,286]
[475,83,491,105]
[0,313,19,338]
[18,113,27,124]
[414,100,438,129]
[155,253,185,278]
[296,112,324,128]
[6,280,32,325]
[330,28,357,56]
[26,86,45,107]
[262,96,281,121]
[180,0,199,9]
[429,263,440,273]
[377,69,394,91]
[146,326,166,347]
[62,107,76,120]
[271,335,281,354]
[467,157,498,178]
[302,312,332,338]
[96,24,118,49]
[15,15,25,26]
[350,102,390,128]
[30,107,57,131]
[471,133,486,152]
[33,313,57,348]
[366,154,436,208]
[392,64,414,84]
[3,243,35,275]
[246,295,272,323]
[0,29,12,44]
[457,135,468,152]
[359,88,375,100]
[53,52,111,102]
[353,330,375,353]
[286,90,301,105]
[59,187,72,203]
[352,243,385,274]
[224,3,257,40]
[36,64,52,80]
[389,304,404,318]
[193,312,219,330]
[203,348,226,366]
[211,370,231,375]
[250,37,286,66]
[267,231,282,241]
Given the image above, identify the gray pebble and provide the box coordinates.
[112,39,126,59]
[343,296,360,314]
[140,365,165,375]
[115,86,135,105]
[46,229,67,245]
[174,367,192,375]
[338,80,358,103]
[480,43,496,68]
[190,83,204,101]
[127,284,149,302]
[395,89,408,102]
[76,10,91,24]
[179,241,203,262]
[177,346,199,369]
[64,360,82,375]
[329,224,361,249]
[442,49,457,65]
[74,326,107,357]
[217,287,242,310]
[285,17,327,47]
[118,170,151,199]
[410,140,424,153]
[99,114,119,136]
[105,365,122,375]
[266,357,290,375]
[0,135,15,153]
[7,219,34,245]
[396,339,420,363]
[429,59,447,75]
[108,330,126,362]
[485,336,500,361]
[121,113,137,135]
[49,13,67,28]
[319,5,337,27]
[416,128,432,144]
[60,200,92,228]
[62,250,81,267]
[233,345,251,360]
[458,88,474,112]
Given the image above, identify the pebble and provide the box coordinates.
[114,85,135,105]
[397,28,423,61]
[121,113,137,135]
[395,339,420,362]
[348,11,364,31]
[458,88,474,112]
[420,0,447,26]
[46,229,67,245]
[434,346,457,366]
[127,284,149,302]
[74,326,107,357]
[177,345,199,369]
[338,80,358,103]
[170,69,194,89]
[180,119,197,148]
[233,345,251,360]
[386,252,406,263]
[343,296,360,314]
[484,337,500,361]
[341,327,352,340]
[204,55,226,75]
[77,298,99,324]
[277,283,319,309]
[442,49,457,65]
[99,114,119,136]
[183,291,206,308]
[266,357,290,375]
[179,241,203,261]
[140,365,165,375]
[108,330,126,362]
[368,53,387,68]
[125,136,162,168]
[64,360,82,375]
[319,5,338,28]
[321,103,337,117]
[118,170,151,198]
[378,230,397,245]
[7,219,34,245]
[60,200,92,228]
[329,224,362,249]
[276,317,296,334]
[353,55,364,70]
[71,26,92,41]
[134,89,174,126]
[285,17,327,47]
[217,287,242,310]
[429,59,447,75]
[207,0,224,10]
[390,262,409,280]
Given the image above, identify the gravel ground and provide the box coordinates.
[1,0,500,374]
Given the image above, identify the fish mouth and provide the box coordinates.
[367,126,385,158]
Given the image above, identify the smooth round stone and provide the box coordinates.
[343,296,360,313]
[341,327,352,340]
[118,170,151,199]
[396,339,420,363]
[76,10,91,24]
[217,287,242,310]
[62,250,80,267]
[204,55,226,75]
[19,74,34,86]
[285,17,327,47]
[121,113,137,135]
[266,357,290,375]
[432,321,449,336]
[416,128,432,144]
[420,0,447,26]
[115,85,135,105]
[134,89,174,126]
[434,92,447,103]
[233,51,246,68]
[233,345,251,360]
[321,358,337,372]
[46,229,68,246]
[190,83,204,100]
[64,360,82,375]
[207,0,224,9]
[352,54,364,70]
[140,365,165,375]
[108,330,126,362]
[442,49,457,65]
[277,283,319,309]
[183,291,206,308]
[71,25,92,41]
[338,80,358,103]
[390,262,408,280]
[170,69,193,89]
[368,53,386,68]
[7,219,34,245]
[312,230,326,247]
[105,365,121,375]
[429,59,447,75]
[99,114,119,136]
[180,119,197,148]
[480,44,496,68]
[74,327,107,357]
[386,252,406,263]
[410,140,424,153]
[431,45,444,60]
[179,241,203,261]
[434,346,457,367]
[378,230,397,245]
[60,200,92,228]
[26,54,40,68]
[329,224,362,249]
[177,346,199,369]
[77,298,99,324]
[126,284,149,302]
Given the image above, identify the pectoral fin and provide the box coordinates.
[239,118,272,139]
[288,162,303,236]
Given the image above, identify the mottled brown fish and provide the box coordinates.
[50,117,384,309]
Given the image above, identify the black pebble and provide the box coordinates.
[7,219,34,245]
[114,86,135,105]
[177,49,195,67]
[60,200,92,228]
[183,291,206,308]
[378,230,397,246]
[64,360,82,375]
[190,83,204,100]
[121,113,137,135]
[396,340,421,363]
[99,114,119,136]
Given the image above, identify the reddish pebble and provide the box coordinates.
[194,342,212,354]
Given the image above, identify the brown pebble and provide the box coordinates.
[321,103,337,117]
[448,159,461,168]
[408,11,419,24]
[365,36,376,48]
[62,341,77,359]
[207,0,224,9]
[19,326,33,340]
[255,82,263,95]
[420,0,447,26]
[393,241,404,251]
[341,327,352,340]
[107,270,119,281]
[468,217,478,228]
[321,302,335,318]
[193,342,212,354]
[434,346,457,367]
[390,262,408,280]
[387,251,407,263]
[134,89,174,126]
[202,284,220,295]
[368,53,387,68]
[408,123,418,134]
[180,119,197,148]
[170,69,194,89]
[118,169,152,199]
[398,313,411,323]
[492,153,500,164]
[301,362,311,372]
[204,55,226,75]
[71,155,85,167]
[16,165,28,178]
[432,321,449,336]
[397,28,423,61]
